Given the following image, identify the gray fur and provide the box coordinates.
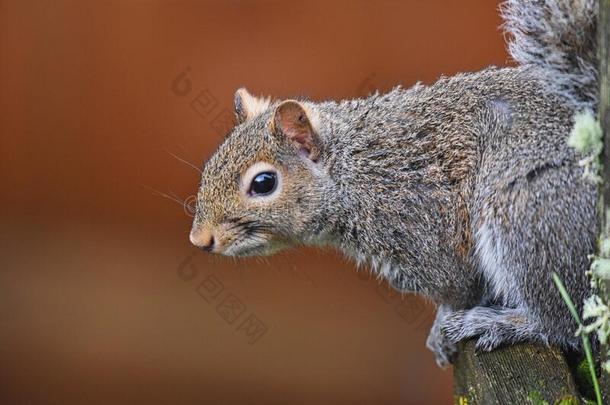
[426,304,457,366]
[191,0,599,367]
[501,0,598,109]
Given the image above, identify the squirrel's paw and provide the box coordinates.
[427,305,457,367]
[440,306,545,352]
[426,326,457,367]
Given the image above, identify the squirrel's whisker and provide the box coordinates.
[166,149,203,174]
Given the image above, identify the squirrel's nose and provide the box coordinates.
[189,226,215,252]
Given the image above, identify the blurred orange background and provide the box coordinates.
[0,1,507,403]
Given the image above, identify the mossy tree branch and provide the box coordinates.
[598,0,610,399]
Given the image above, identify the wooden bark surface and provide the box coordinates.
[453,341,580,404]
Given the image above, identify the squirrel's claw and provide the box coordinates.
[427,305,458,367]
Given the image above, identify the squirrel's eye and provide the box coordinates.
[250,172,277,196]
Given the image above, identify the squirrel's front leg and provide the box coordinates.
[426,304,458,367]
[440,306,547,351]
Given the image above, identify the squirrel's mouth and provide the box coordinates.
[191,217,291,257]
[222,238,289,257]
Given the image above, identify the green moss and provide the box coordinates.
[554,395,579,405]
[528,390,549,405]
[575,357,595,392]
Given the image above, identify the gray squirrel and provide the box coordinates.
[189,0,600,366]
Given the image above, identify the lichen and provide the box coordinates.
[590,256,610,281]
[599,237,610,257]
[581,294,610,373]
[567,111,610,385]
[568,111,603,154]
[568,110,603,182]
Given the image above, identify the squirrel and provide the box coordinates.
[189,0,600,366]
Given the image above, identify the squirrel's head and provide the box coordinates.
[189,88,328,256]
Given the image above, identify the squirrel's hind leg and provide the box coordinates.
[440,306,547,351]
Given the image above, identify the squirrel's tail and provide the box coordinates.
[501,0,598,109]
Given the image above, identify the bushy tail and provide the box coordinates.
[501,0,598,109]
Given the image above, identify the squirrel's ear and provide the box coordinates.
[272,100,321,162]
[234,88,271,123]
